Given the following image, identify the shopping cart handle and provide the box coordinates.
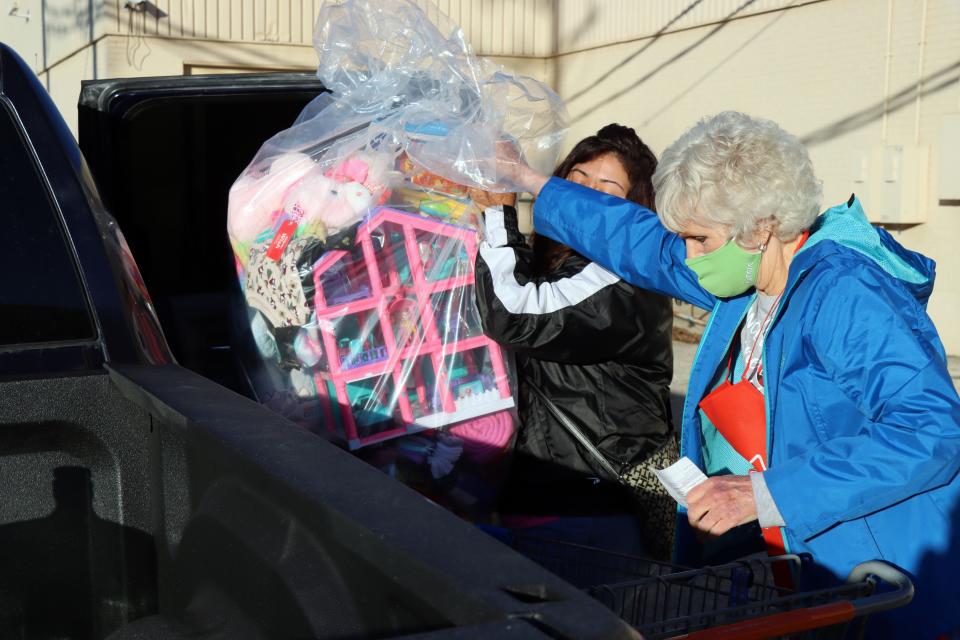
[669,560,914,640]
[675,601,858,640]
[845,560,915,618]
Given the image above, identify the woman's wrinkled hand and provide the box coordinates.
[467,188,516,210]
[686,475,759,538]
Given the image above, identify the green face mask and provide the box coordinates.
[684,238,762,298]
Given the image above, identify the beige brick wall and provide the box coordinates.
[5,0,959,352]
[14,0,553,132]
[553,0,960,353]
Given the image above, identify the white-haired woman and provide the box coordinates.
[499,111,960,637]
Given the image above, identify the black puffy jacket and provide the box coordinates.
[475,204,674,516]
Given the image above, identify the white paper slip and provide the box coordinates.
[654,457,708,508]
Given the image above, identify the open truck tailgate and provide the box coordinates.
[106,363,638,639]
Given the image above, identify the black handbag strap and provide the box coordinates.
[526,381,626,485]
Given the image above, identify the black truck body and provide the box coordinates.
[0,42,637,640]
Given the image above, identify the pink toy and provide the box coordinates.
[269,152,315,177]
[262,170,375,262]
[227,152,315,245]
[294,324,325,368]
[448,411,515,464]
[227,175,278,246]
[270,155,393,252]
[277,171,338,240]
[325,156,369,184]
[310,207,515,450]
[230,151,396,258]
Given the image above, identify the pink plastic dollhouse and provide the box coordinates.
[310,207,514,449]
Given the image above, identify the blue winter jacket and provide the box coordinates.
[534,177,960,637]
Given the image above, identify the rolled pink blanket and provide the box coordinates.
[448,411,514,464]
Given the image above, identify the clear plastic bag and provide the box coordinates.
[312,0,566,191]
[227,0,566,518]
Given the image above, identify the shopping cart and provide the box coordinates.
[510,535,914,639]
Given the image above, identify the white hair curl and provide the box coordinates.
[653,111,822,241]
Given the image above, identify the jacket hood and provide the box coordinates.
[797,195,936,307]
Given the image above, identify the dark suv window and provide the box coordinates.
[0,100,96,347]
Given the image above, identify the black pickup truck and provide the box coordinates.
[0,43,638,640]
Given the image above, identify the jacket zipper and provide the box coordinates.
[759,265,811,555]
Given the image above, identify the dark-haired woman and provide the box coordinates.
[473,124,675,557]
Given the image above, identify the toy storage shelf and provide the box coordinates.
[315,334,496,384]
[310,206,514,450]
[314,275,476,322]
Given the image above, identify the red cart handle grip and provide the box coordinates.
[676,601,855,640]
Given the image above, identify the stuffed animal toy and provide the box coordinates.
[278,170,335,244]
[227,152,315,247]
[273,152,394,242]
[232,150,395,258]
[267,169,372,248]
[236,150,399,371]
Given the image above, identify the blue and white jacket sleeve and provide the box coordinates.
[474,204,660,364]
[534,177,715,310]
[763,268,960,541]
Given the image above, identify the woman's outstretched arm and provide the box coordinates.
[533,177,715,310]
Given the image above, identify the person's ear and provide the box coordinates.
[760,230,773,252]
[754,220,777,251]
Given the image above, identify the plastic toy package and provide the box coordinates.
[227,0,566,519]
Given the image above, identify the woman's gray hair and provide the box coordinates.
[653,111,822,241]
